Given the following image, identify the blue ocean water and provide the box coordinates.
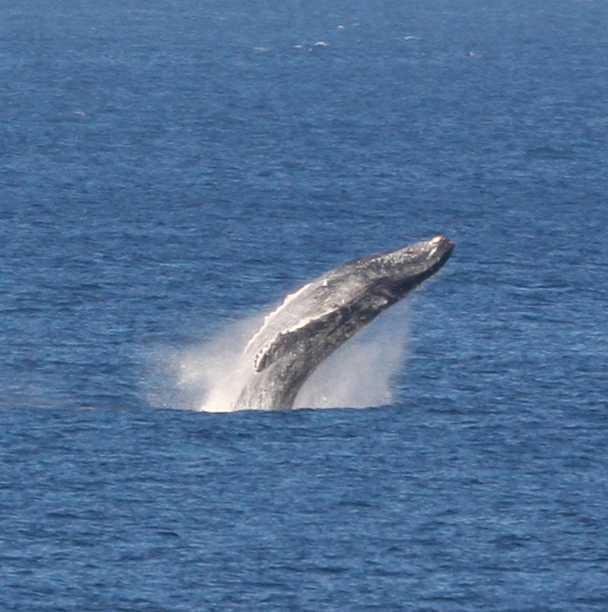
[1,0,608,609]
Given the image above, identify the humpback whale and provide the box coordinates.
[232,235,454,411]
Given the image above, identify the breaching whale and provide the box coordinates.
[232,235,454,411]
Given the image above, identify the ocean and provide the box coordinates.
[1,0,607,609]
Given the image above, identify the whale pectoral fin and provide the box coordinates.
[253,326,313,372]
[253,311,338,372]
[253,337,287,372]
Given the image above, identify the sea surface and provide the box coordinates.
[1,0,608,610]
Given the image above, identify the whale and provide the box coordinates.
[232,235,454,411]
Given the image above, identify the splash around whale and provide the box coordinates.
[230,235,454,411]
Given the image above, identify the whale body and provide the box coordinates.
[232,235,454,411]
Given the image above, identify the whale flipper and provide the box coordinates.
[253,305,353,372]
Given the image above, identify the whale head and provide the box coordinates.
[353,235,454,300]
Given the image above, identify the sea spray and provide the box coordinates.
[176,314,263,412]
[151,302,410,412]
[294,305,409,409]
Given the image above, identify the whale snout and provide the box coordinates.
[429,235,454,248]
[425,235,454,260]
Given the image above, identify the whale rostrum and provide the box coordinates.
[232,235,454,410]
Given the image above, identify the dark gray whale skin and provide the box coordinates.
[233,235,454,410]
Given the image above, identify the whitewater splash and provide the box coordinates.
[151,304,410,412]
